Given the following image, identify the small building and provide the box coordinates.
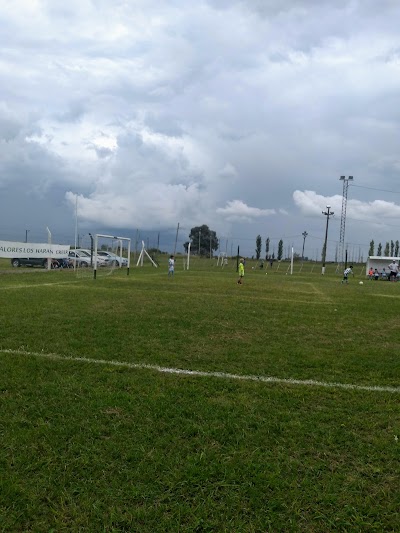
[365,256,400,276]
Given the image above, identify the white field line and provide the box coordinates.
[0,280,83,290]
[1,348,400,394]
[0,281,337,305]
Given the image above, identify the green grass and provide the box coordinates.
[0,260,400,531]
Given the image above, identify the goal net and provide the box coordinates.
[93,234,131,279]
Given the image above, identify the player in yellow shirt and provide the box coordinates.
[237,258,245,284]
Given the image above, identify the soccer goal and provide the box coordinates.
[216,252,228,268]
[93,234,131,279]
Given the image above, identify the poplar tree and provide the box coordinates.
[384,242,390,256]
[277,239,283,260]
[368,240,374,256]
[265,237,270,260]
[255,235,262,260]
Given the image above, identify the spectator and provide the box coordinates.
[388,260,398,281]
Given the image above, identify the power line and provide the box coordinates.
[345,216,400,228]
[350,184,400,194]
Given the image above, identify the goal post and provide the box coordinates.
[136,241,158,268]
[93,234,131,279]
[216,252,228,268]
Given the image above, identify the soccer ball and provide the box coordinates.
[359,281,364,285]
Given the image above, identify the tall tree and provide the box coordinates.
[391,240,394,256]
[255,235,262,260]
[395,240,399,257]
[384,242,390,256]
[265,237,270,260]
[369,240,374,256]
[377,242,382,256]
[277,239,283,261]
[183,225,219,256]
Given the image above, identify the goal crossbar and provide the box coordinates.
[94,234,131,279]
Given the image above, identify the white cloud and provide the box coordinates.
[216,200,275,222]
[66,182,209,230]
[293,189,400,224]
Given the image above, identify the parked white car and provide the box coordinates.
[69,249,108,267]
[78,249,110,266]
[97,251,128,267]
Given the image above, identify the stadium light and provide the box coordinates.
[301,231,308,261]
[322,205,334,275]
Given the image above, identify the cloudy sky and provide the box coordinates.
[1,0,400,259]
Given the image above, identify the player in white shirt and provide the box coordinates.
[168,255,175,277]
[341,265,353,284]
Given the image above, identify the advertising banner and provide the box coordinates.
[0,241,70,259]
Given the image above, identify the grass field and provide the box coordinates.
[1,258,399,531]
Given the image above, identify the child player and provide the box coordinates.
[341,265,353,284]
[237,258,245,284]
[168,255,175,277]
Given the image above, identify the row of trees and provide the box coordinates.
[182,226,299,262]
[182,226,286,260]
[184,229,400,262]
[369,240,400,257]
[256,235,284,261]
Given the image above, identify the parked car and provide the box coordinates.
[97,251,128,267]
[68,250,92,267]
[68,250,108,267]
[77,249,110,267]
[11,257,58,268]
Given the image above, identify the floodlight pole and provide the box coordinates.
[321,206,334,275]
[301,231,308,261]
[25,229,30,243]
[290,247,294,275]
[88,233,93,266]
[94,234,98,279]
[338,175,353,267]
[199,229,201,257]
[46,226,52,270]
[174,223,179,256]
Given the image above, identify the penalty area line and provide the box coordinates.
[1,348,400,394]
